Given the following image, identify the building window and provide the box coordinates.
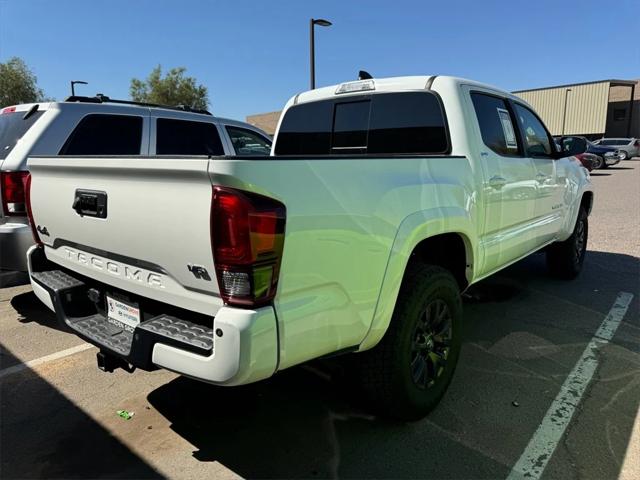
[613,109,626,121]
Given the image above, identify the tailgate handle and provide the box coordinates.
[72,190,108,218]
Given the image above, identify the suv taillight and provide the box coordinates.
[211,186,286,307]
[1,171,29,216]
[25,173,42,246]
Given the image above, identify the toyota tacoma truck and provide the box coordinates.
[25,76,593,419]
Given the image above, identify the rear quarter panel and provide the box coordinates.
[209,156,478,369]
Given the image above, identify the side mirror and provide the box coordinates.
[558,136,587,158]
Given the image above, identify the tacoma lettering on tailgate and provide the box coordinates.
[64,248,164,288]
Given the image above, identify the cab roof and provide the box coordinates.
[291,75,521,105]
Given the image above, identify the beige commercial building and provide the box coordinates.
[246,111,281,136]
[514,79,639,139]
[248,78,640,140]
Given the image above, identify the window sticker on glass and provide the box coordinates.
[497,108,517,150]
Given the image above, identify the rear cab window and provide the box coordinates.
[274,92,449,155]
[0,107,45,160]
[60,114,143,155]
[156,118,224,155]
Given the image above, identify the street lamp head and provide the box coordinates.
[312,18,332,27]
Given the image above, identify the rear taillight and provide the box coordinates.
[634,140,639,147]
[211,186,286,307]
[1,171,29,216]
[25,173,42,246]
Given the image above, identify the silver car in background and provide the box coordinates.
[592,138,639,159]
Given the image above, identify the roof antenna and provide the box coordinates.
[358,70,373,80]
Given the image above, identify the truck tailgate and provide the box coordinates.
[27,156,221,315]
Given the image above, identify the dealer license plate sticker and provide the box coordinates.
[106,295,140,332]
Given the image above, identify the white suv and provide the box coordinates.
[0,96,272,283]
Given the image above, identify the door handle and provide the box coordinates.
[488,175,507,189]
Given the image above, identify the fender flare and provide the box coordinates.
[559,183,594,242]
[358,207,476,351]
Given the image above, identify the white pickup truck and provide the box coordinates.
[26,76,593,419]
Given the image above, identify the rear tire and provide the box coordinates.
[546,207,588,279]
[353,264,462,421]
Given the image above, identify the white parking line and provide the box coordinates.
[0,343,93,380]
[507,291,634,480]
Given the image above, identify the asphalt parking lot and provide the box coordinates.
[1,160,639,480]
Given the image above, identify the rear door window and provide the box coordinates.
[156,118,224,155]
[471,93,520,156]
[0,110,45,160]
[60,114,142,155]
[225,126,272,155]
[275,92,449,155]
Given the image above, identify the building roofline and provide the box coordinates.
[513,79,637,93]
[246,110,282,117]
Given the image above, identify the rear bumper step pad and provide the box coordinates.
[31,269,214,370]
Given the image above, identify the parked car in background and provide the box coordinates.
[592,138,639,160]
[0,96,271,282]
[556,136,620,169]
[554,138,597,171]
[26,75,593,420]
[574,152,599,171]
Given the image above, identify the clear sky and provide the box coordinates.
[1,0,638,120]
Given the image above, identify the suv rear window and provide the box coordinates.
[0,110,44,160]
[60,114,142,155]
[275,92,449,155]
[156,119,224,155]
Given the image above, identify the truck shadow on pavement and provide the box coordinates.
[147,250,640,479]
[10,290,68,333]
[0,344,161,479]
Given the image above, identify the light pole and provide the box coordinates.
[70,80,88,97]
[310,18,332,89]
[561,88,572,135]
